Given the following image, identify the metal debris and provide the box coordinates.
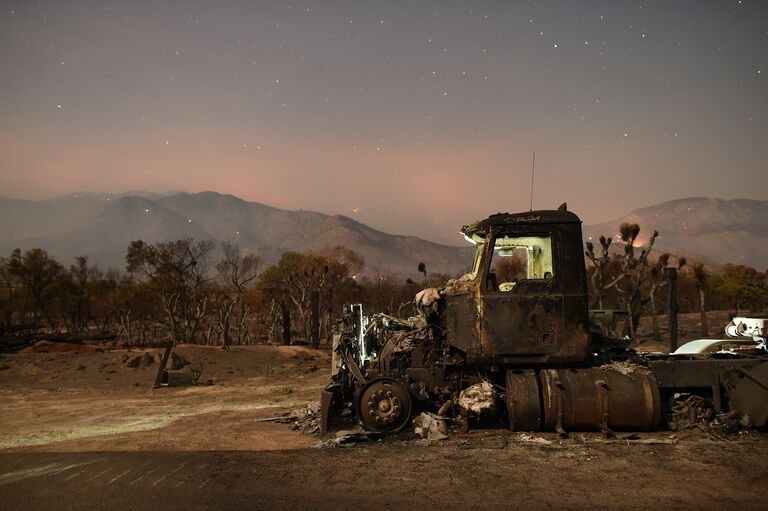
[670,395,754,440]
[256,405,322,435]
[317,430,384,447]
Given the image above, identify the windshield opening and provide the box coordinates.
[487,234,554,292]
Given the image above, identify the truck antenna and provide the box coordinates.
[529,151,536,211]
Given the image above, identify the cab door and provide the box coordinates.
[480,231,564,357]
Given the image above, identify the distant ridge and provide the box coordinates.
[583,197,768,269]
[0,191,473,278]
[1,193,764,275]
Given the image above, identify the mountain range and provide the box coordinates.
[0,192,473,278]
[583,198,768,270]
[0,193,765,276]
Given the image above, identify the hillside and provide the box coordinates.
[583,198,768,269]
[0,192,473,278]
[1,193,765,277]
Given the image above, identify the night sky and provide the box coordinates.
[1,1,766,242]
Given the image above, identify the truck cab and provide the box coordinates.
[444,204,591,365]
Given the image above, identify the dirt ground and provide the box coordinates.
[0,344,329,451]
[0,311,766,509]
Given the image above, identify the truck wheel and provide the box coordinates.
[356,378,413,432]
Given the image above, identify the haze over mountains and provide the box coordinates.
[0,193,765,275]
[583,198,768,270]
[0,192,473,278]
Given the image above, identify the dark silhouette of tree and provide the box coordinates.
[585,236,623,309]
[215,242,261,347]
[63,255,103,333]
[257,248,363,347]
[126,238,215,387]
[7,248,65,329]
[708,264,768,314]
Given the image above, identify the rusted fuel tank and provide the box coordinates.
[506,366,661,432]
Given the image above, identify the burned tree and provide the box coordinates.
[0,256,18,327]
[7,248,65,330]
[257,249,362,348]
[586,223,662,338]
[62,255,103,334]
[215,242,261,347]
[585,235,622,309]
[126,238,215,386]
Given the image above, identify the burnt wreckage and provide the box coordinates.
[320,204,768,434]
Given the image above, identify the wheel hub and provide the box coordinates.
[356,378,412,432]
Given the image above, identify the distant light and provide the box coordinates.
[145,209,150,213]
[188,219,192,223]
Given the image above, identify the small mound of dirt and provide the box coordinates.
[123,352,156,368]
[21,341,100,353]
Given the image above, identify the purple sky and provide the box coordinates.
[1,1,766,242]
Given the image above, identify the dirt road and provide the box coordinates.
[1,438,766,511]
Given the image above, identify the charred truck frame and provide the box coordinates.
[320,204,768,434]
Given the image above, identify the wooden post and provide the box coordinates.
[665,267,678,353]
[311,290,320,349]
[153,342,173,388]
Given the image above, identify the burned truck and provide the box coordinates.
[320,204,768,434]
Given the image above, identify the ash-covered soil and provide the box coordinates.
[1,313,766,509]
[0,344,328,451]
